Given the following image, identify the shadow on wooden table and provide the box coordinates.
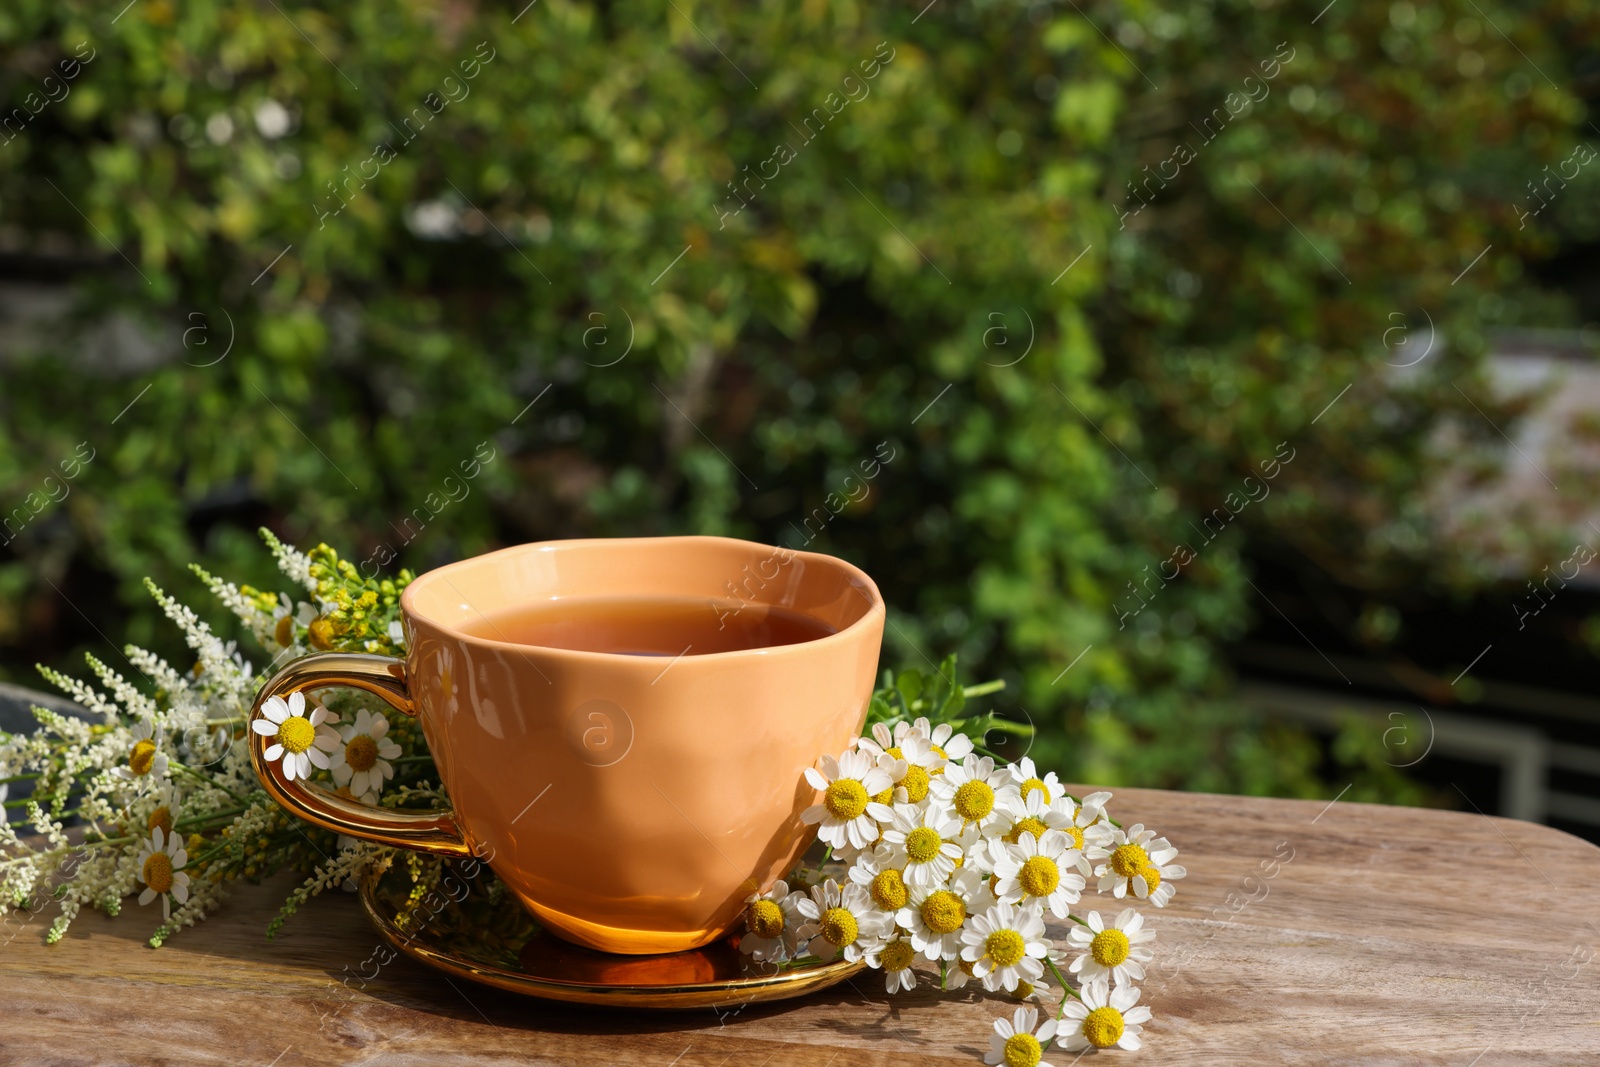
[66,870,968,1044]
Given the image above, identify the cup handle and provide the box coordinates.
[248,651,471,859]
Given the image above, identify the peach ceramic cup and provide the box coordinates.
[248,536,885,954]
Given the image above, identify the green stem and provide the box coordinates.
[4,796,71,810]
[1068,913,1091,927]
[0,773,43,785]
[1046,958,1081,1005]
[172,762,251,804]
[175,807,250,831]
[80,805,254,849]
[961,680,1006,698]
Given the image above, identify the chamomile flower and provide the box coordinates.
[795,878,892,962]
[271,593,317,648]
[1089,824,1186,906]
[957,819,999,876]
[992,828,1085,918]
[1058,981,1152,1052]
[1006,757,1065,807]
[801,750,896,853]
[1076,789,1114,822]
[740,879,805,962]
[1067,908,1156,987]
[142,782,181,840]
[928,754,1016,835]
[870,735,940,809]
[135,826,190,921]
[1009,979,1052,1004]
[193,639,253,686]
[1063,795,1117,862]
[856,719,914,756]
[330,708,401,802]
[848,845,911,914]
[112,719,169,784]
[960,901,1050,993]
[1131,854,1184,907]
[984,1005,1059,1067]
[250,691,340,781]
[999,790,1076,845]
[866,934,919,993]
[880,804,965,889]
[897,867,993,962]
[945,956,979,990]
[917,718,975,765]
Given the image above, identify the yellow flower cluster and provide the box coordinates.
[305,543,414,655]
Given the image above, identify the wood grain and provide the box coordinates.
[3,786,1598,1066]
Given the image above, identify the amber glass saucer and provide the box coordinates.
[358,859,864,1009]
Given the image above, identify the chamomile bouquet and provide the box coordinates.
[739,663,1184,1061]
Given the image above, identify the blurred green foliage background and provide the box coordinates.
[1,0,1597,806]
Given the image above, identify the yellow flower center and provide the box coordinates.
[824,778,869,820]
[1002,1032,1043,1067]
[1091,928,1131,967]
[276,715,316,755]
[747,898,785,939]
[1011,980,1035,1001]
[957,957,977,977]
[953,779,995,822]
[274,614,295,648]
[128,739,156,776]
[886,745,904,759]
[147,806,172,837]
[870,868,908,911]
[873,786,895,806]
[1138,865,1162,894]
[308,616,336,650]
[880,938,914,972]
[1065,825,1084,850]
[900,764,931,803]
[1082,1006,1125,1048]
[819,907,858,947]
[919,890,965,934]
[1110,842,1149,877]
[930,743,948,759]
[1006,816,1049,844]
[904,826,943,864]
[143,852,174,894]
[1019,776,1051,803]
[344,733,379,772]
[1018,855,1060,897]
[985,929,1026,967]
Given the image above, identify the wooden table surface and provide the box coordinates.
[4,786,1598,1066]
